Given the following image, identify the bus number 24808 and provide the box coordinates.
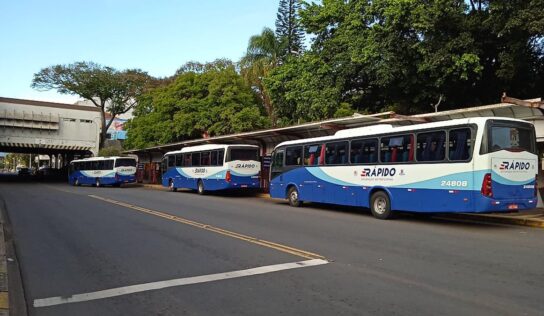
[440,180,468,187]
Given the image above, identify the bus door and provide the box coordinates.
[302,144,325,202]
[270,149,285,197]
[160,157,167,185]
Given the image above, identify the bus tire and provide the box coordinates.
[197,180,205,195]
[169,179,177,192]
[95,178,101,187]
[287,186,302,207]
[370,191,393,220]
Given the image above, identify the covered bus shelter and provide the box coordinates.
[126,96,544,187]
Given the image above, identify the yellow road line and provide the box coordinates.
[88,195,325,260]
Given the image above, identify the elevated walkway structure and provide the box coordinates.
[0,97,100,156]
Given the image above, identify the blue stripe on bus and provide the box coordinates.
[270,167,536,213]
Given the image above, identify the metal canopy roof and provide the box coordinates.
[126,98,543,155]
[126,111,395,154]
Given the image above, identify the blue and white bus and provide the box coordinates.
[162,144,261,194]
[269,118,538,219]
[69,156,137,187]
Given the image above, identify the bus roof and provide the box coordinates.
[70,156,136,163]
[164,144,259,156]
[275,117,532,148]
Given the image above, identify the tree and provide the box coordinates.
[265,53,353,125]
[125,60,270,149]
[5,153,30,169]
[240,27,283,126]
[276,0,305,57]
[31,62,152,148]
[294,0,544,114]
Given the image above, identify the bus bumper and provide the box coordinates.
[473,196,538,212]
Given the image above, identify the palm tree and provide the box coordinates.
[240,27,282,126]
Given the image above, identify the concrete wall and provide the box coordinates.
[0,98,101,155]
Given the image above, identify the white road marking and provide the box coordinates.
[34,259,329,308]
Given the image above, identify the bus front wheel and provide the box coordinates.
[370,191,393,220]
[197,180,205,195]
[288,186,302,207]
[169,180,177,192]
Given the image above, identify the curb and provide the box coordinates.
[0,206,8,315]
[443,213,544,228]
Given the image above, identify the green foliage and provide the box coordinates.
[32,61,151,148]
[276,0,305,57]
[240,28,282,125]
[265,53,353,125]
[125,60,270,149]
[265,0,544,116]
[98,147,123,157]
[5,153,30,169]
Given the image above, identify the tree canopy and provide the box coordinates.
[276,0,305,57]
[265,0,544,118]
[32,61,151,148]
[240,27,283,126]
[124,60,270,149]
[123,0,544,149]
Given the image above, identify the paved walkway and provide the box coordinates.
[137,183,544,228]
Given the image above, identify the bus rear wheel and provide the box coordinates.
[169,179,177,192]
[197,180,205,195]
[370,191,393,220]
[288,186,302,207]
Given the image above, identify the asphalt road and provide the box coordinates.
[1,181,543,315]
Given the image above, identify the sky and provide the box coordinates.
[0,0,278,104]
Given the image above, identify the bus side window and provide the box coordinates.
[175,154,183,167]
[211,151,218,166]
[351,139,378,164]
[217,150,225,166]
[325,141,348,165]
[184,154,192,167]
[167,155,175,168]
[417,131,446,162]
[285,146,303,166]
[449,128,472,161]
[192,153,201,167]
[304,144,323,166]
[201,152,211,166]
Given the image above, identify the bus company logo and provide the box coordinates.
[117,168,133,173]
[194,168,206,174]
[499,161,531,172]
[235,163,256,168]
[361,167,396,177]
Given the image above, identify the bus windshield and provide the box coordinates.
[115,158,137,167]
[228,148,259,162]
[490,125,534,153]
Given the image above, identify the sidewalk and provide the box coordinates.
[446,208,544,228]
[137,183,544,228]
